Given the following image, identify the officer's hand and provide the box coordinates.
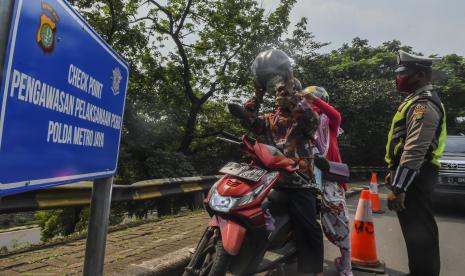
[387,191,406,212]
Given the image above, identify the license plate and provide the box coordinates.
[441,176,465,185]
[219,162,266,182]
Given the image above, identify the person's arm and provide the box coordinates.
[297,91,341,129]
[292,98,320,139]
[312,97,341,129]
[391,100,441,193]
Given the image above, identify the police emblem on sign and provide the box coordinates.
[111,67,122,95]
[36,2,60,53]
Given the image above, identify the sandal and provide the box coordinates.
[334,256,353,276]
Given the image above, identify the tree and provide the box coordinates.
[434,54,465,133]
[134,0,298,154]
[293,38,406,166]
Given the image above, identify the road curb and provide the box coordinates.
[116,247,193,276]
[127,186,369,276]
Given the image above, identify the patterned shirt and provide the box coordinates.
[244,98,319,178]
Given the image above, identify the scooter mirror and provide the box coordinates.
[227,103,249,120]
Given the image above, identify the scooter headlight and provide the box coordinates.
[209,171,280,212]
[209,189,240,212]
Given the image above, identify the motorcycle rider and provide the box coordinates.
[241,49,324,275]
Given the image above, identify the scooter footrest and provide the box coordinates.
[256,241,296,273]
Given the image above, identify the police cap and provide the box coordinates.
[395,50,441,73]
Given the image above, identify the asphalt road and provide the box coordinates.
[0,226,40,250]
[279,186,465,276]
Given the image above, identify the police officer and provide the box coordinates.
[385,50,447,276]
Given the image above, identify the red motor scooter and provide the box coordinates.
[183,104,321,276]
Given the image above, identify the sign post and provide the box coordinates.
[84,177,113,276]
[0,0,129,274]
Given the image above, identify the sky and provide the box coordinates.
[263,0,465,56]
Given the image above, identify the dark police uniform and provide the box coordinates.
[385,50,447,276]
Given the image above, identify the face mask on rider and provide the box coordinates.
[395,71,421,93]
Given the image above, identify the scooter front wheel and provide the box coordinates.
[183,228,230,276]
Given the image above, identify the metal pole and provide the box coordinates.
[83,177,113,276]
[0,0,14,87]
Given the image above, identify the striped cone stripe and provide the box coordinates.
[369,172,383,213]
[354,196,373,223]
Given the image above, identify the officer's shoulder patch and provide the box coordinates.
[413,103,427,120]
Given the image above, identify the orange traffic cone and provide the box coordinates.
[370,172,384,214]
[351,190,385,273]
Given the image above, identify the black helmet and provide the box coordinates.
[251,49,293,88]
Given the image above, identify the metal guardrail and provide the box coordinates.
[0,176,221,213]
[0,167,386,213]
[350,166,386,174]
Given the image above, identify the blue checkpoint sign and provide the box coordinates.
[0,0,129,197]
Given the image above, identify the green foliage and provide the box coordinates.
[35,206,125,242]
[332,79,400,165]
[293,37,465,165]
[139,0,300,154]
[35,208,83,242]
[0,213,36,229]
[70,0,304,182]
[434,54,465,132]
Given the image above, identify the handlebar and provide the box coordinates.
[221,131,241,142]
[216,136,242,145]
[216,131,257,146]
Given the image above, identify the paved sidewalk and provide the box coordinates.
[0,212,210,276]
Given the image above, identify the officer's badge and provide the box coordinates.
[111,67,122,95]
[413,104,427,120]
[36,3,59,53]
